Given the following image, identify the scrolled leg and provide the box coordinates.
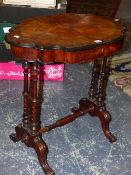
[92,57,117,142]
[9,61,55,174]
[33,137,55,175]
[98,110,117,143]
[71,57,117,143]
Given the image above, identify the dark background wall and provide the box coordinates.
[0,5,65,23]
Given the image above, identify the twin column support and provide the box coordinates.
[10,58,116,175]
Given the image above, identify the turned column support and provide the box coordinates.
[22,62,31,128]
[30,62,41,135]
[97,57,108,108]
[88,60,100,100]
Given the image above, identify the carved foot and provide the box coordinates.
[9,125,24,142]
[24,136,55,175]
[90,103,117,143]
[10,125,55,175]
[9,133,21,142]
[23,134,55,174]
[103,130,117,143]
[71,98,117,143]
[99,111,117,143]
[33,138,55,175]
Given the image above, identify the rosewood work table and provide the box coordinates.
[6,13,125,175]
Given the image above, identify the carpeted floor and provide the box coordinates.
[109,53,131,97]
[0,63,131,175]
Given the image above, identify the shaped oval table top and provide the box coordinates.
[6,13,125,63]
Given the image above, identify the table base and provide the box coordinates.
[9,57,117,175]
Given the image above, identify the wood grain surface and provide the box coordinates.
[6,13,125,63]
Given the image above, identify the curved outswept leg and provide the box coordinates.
[72,98,117,143]
[98,110,117,143]
[10,61,55,175]
[27,62,54,174]
[33,137,55,175]
[70,58,115,142]
[23,133,55,175]
[10,125,55,175]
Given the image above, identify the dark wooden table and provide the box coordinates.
[6,13,125,175]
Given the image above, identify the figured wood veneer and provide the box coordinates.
[6,13,124,63]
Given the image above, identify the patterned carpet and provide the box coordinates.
[109,53,131,97]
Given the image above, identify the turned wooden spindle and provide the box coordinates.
[97,57,108,107]
[88,60,100,100]
[22,62,30,128]
[30,62,40,134]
